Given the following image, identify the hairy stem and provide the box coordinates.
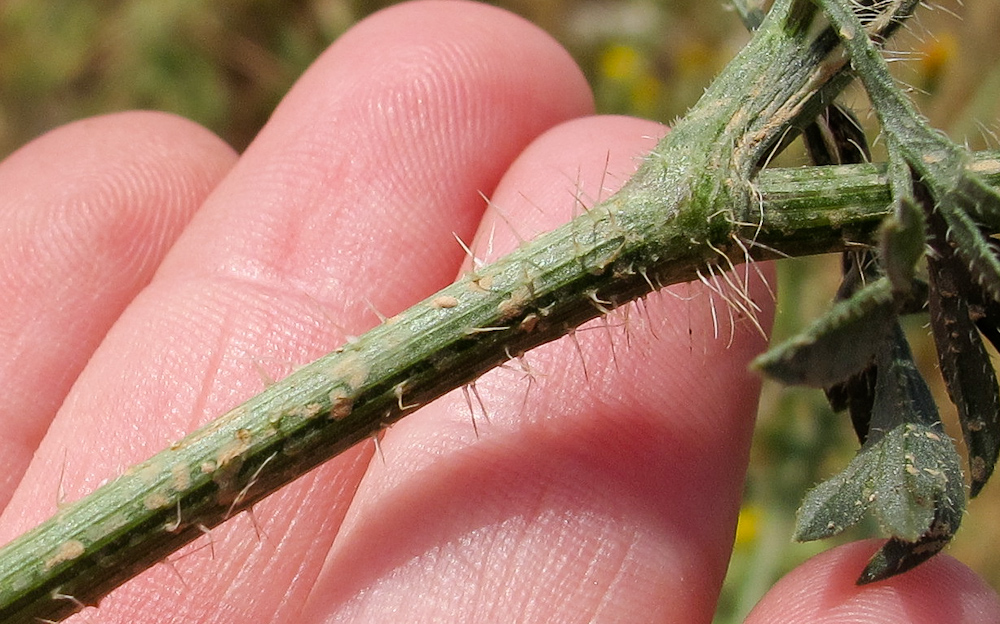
[0,0,988,621]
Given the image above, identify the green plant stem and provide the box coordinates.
[0,0,987,621]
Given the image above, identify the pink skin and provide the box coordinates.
[746,541,1000,624]
[0,1,996,622]
[0,112,236,509]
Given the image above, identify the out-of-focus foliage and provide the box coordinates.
[0,0,356,154]
[0,0,749,156]
[2,1,999,622]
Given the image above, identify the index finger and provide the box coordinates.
[0,1,593,621]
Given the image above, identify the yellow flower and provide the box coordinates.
[734,504,762,547]
[599,43,643,82]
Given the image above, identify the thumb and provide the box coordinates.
[745,540,1000,623]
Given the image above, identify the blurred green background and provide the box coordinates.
[2,1,999,621]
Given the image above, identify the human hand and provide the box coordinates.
[0,1,997,622]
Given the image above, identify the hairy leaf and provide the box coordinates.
[859,498,963,584]
[938,193,1000,302]
[954,170,1000,233]
[794,324,965,583]
[754,277,895,387]
[793,443,875,541]
[822,252,880,442]
[926,206,1000,497]
[880,194,925,295]
[822,262,885,441]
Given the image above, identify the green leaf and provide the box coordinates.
[800,104,886,443]
[859,500,963,585]
[953,170,1000,233]
[794,324,965,583]
[753,277,895,387]
[793,437,876,541]
[938,193,1000,301]
[794,421,962,544]
[869,423,962,541]
[879,194,925,295]
[927,209,1000,497]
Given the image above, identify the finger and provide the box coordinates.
[0,1,593,622]
[305,115,776,623]
[745,540,1000,623]
[0,111,235,511]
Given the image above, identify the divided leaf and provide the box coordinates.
[865,423,962,544]
[780,0,1000,585]
[793,325,965,583]
[793,442,875,541]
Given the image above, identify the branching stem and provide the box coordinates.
[0,0,994,621]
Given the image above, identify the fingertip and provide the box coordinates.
[0,110,234,518]
[5,110,236,182]
[159,0,595,309]
[332,0,595,123]
[746,540,1000,624]
[259,0,595,189]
